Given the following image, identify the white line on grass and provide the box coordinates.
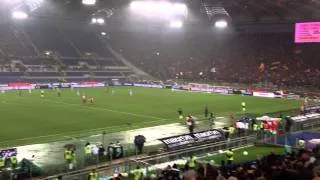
[0,99,176,146]
[42,98,170,121]
[0,119,170,146]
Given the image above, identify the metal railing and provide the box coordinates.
[41,135,256,180]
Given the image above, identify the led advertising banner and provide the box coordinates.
[295,22,320,43]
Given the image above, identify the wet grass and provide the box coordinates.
[0,87,299,147]
[201,145,285,165]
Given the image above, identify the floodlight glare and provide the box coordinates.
[91,18,97,23]
[96,18,105,24]
[82,0,96,5]
[101,32,106,36]
[129,1,188,19]
[26,0,43,12]
[12,11,28,19]
[215,20,228,28]
[169,20,183,28]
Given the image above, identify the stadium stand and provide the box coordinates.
[1,24,319,87]
[109,32,320,88]
[25,27,79,57]
[154,149,320,180]
[0,25,142,83]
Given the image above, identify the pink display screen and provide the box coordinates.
[295,22,320,43]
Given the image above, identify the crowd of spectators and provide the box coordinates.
[150,148,320,180]
[109,31,320,88]
[0,25,319,88]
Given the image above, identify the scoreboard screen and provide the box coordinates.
[295,22,320,43]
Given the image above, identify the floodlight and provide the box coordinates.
[12,11,28,19]
[91,18,97,23]
[101,32,106,36]
[129,1,140,10]
[169,20,183,28]
[96,18,105,24]
[214,20,228,28]
[82,0,96,5]
[26,0,43,12]
[129,1,188,19]
[173,3,188,16]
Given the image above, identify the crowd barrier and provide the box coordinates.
[40,135,257,180]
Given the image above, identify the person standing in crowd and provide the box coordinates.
[209,112,215,126]
[230,113,234,123]
[178,108,183,121]
[132,166,143,180]
[71,148,76,166]
[187,115,195,134]
[134,135,146,154]
[298,138,306,151]
[64,147,74,170]
[92,144,99,161]
[84,142,92,164]
[225,149,234,165]
[188,155,197,169]
[88,169,99,180]
[204,106,209,119]
[55,175,62,180]
[0,155,5,169]
[98,144,106,160]
[10,155,18,169]
[229,126,235,138]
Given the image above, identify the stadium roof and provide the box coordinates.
[1,0,319,27]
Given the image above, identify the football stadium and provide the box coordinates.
[0,0,319,180]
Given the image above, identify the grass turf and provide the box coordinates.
[201,146,285,164]
[0,87,299,147]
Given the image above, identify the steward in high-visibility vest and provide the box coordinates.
[260,122,264,130]
[188,155,197,168]
[132,166,143,180]
[241,102,246,112]
[10,156,18,169]
[298,139,305,149]
[65,148,75,170]
[88,169,99,180]
[64,149,73,163]
[85,143,92,155]
[225,149,234,165]
[0,156,5,168]
[229,126,235,135]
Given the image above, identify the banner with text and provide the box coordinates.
[159,129,224,149]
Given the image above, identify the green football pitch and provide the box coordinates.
[0,87,299,147]
[201,145,285,165]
